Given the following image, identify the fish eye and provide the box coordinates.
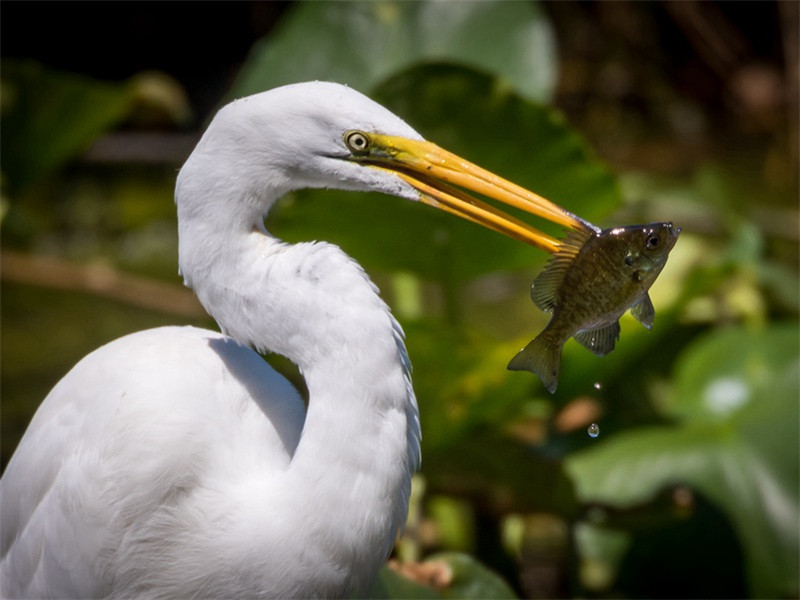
[344,130,371,154]
[646,234,661,250]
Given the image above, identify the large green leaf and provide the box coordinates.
[271,66,620,284]
[1,60,135,194]
[231,0,557,103]
[565,323,800,598]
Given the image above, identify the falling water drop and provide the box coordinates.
[587,423,600,438]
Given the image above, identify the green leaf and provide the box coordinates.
[565,323,800,598]
[375,67,619,229]
[432,553,517,599]
[667,324,797,422]
[368,553,516,599]
[368,565,441,599]
[231,0,557,103]
[1,60,135,194]
[423,431,578,518]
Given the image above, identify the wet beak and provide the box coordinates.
[360,134,593,254]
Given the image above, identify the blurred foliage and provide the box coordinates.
[1,60,134,195]
[1,61,190,198]
[567,324,799,597]
[230,0,557,103]
[369,553,517,599]
[1,1,798,598]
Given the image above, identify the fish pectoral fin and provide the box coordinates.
[573,321,620,356]
[531,226,595,312]
[508,335,562,394]
[630,293,655,329]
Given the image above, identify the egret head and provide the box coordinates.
[178,83,421,205]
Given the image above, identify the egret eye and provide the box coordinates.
[646,235,661,250]
[344,130,371,154]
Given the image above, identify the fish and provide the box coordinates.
[508,222,680,393]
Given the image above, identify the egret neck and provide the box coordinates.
[176,148,419,597]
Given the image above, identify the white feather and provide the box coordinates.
[1,82,422,598]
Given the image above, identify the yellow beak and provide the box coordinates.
[357,133,593,254]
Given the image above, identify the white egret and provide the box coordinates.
[0,81,584,598]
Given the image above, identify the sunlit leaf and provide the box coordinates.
[566,323,800,598]
[231,0,557,103]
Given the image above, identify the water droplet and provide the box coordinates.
[587,423,600,438]
[593,382,602,390]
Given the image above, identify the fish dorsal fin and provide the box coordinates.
[532,226,596,312]
[574,321,620,356]
[630,293,655,329]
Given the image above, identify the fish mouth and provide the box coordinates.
[348,132,596,254]
[665,222,681,249]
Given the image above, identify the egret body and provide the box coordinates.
[0,82,582,598]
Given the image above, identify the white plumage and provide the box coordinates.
[1,81,579,598]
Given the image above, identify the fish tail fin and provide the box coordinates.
[507,333,562,393]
